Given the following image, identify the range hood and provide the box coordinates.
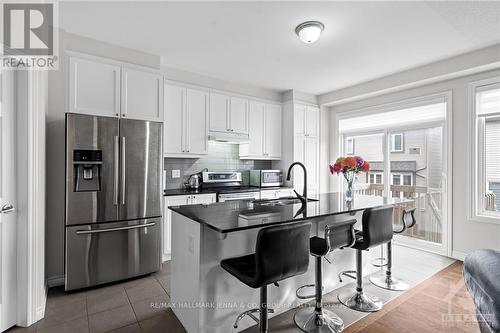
[208,132,249,144]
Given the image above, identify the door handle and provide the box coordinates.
[121,136,126,205]
[1,204,15,214]
[76,222,156,235]
[113,136,119,205]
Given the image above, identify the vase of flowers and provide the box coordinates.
[329,156,370,202]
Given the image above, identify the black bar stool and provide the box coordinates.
[221,222,312,333]
[294,219,357,333]
[369,208,417,291]
[337,206,394,312]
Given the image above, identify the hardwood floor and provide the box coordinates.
[343,261,479,333]
[243,261,479,333]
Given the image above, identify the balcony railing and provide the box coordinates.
[354,184,442,244]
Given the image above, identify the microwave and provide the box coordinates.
[249,170,283,187]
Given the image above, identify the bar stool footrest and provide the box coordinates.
[338,270,357,282]
[233,308,275,329]
[371,257,388,267]
[296,284,323,300]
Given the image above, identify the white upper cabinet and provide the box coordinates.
[240,101,282,160]
[209,92,249,136]
[164,83,184,155]
[209,92,230,133]
[121,67,163,121]
[164,81,208,157]
[293,104,306,136]
[304,137,319,187]
[229,96,249,134]
[294,104,319,137]
[265,103,282,158]
[185,88,209,155]
[69,56,120,117]
[246,101,265,156]
[291,102,319,192]
[305,106,319,137]
[68,55,163,122]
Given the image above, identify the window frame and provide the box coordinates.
[468,77,500,224]
[390,133,404,152]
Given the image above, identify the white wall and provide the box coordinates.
[328,69,500,257]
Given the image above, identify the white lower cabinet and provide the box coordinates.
[163,193,216,260]
[260,188,295,200]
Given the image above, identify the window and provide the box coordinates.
[369,172,383,184]
[391,172,413,198]
[345,137,354,155]
[390,133,404,152]
[338,94,449,248]
[471,78,500,221]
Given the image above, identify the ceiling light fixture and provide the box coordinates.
[295,21,324,44]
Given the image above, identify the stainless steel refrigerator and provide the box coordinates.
[65,113,162,291]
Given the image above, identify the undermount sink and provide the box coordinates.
[255,197,319,206]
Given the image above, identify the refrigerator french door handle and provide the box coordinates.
[75,222,156,235]
[121,136,126,205]
[113,136,119,205]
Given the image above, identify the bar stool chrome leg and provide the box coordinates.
[294,256,344,332]
[369,241,409,291]
[338,249,382,312]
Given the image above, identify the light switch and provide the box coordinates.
[172,169,181,178]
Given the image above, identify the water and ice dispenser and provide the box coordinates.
[73,150,102,192]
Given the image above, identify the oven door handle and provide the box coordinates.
[75,222,156,235]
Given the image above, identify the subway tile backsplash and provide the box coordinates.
[164,142,272,189]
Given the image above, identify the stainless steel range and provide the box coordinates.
[65,113,162,291]
[202,171,261,202]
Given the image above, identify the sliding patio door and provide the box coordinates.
[388,125,446,250]
[338,94,450,254]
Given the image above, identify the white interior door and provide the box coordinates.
[0,70,18,331]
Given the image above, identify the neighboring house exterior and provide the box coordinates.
[346,128,443,192]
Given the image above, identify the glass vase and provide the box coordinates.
[344,173,355,202]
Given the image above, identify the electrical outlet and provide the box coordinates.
[172,169,181,178]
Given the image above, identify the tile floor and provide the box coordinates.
[7,245,455,333]
[7,262,185,333]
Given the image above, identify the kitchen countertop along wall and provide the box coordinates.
[164,142,272,189]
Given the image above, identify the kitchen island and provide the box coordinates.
[169,193,408,333]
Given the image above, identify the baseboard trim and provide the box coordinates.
[451,250,468,261]
[46,275,65,288]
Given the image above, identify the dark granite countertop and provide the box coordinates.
[163,186,294,197]
[169,193,410,233]
[163,188,219,196]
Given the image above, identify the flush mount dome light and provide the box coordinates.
[295,21,324,44]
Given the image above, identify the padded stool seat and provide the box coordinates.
[221,222,312,333]
[221,254,257,287]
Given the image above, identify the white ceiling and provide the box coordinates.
[59,1,500,95]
